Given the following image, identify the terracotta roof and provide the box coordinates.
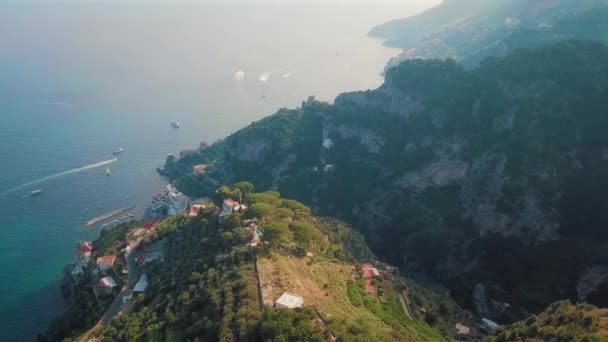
[97,255,117,267]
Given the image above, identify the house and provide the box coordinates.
[192,164,208,174]
[220,199,244,219]
[76,241,93,264]
[275,292,304,309]
[455,323,471,339]
[188,204,206,217]
[362,264,380,294]
[99,276,118,294]
[134,274,149,292]
[97,255,117,271]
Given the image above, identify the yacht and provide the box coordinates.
[113,147,124,155]
[171,120,181,128]
[30,189,43,197]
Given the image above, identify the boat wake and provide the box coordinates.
[234,70,245,83]
[0,158,118,196]
[28,101,75,107]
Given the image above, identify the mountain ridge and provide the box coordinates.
[163,39,608,322]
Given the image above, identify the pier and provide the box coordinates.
[85,205,135,227]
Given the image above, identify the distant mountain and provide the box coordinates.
[370,0,608,70]
[164,40,608,322]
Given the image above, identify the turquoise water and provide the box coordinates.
[0,1,421,340]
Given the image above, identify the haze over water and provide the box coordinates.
[0,1,437,339]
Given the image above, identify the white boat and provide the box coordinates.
[30,189,43,197]
[106,168,111,176]
[171,120,180,128]
[113,147,124,155]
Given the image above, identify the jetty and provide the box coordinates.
[85,205,135,227]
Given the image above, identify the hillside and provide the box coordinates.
[163,40,608,323]
[46,184,470,341]
[488,301,608,341]
[369,0,607,70]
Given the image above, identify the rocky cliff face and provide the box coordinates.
[165,40,608,319]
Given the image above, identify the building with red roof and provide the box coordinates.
[97,255,117,271]
[76,241,93,264]
[192,164,209,175]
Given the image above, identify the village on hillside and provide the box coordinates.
[62,181,481,342]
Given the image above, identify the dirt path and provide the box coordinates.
[385,278,415,321]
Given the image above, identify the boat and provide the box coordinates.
[106,168,111,176]
[113,147,124,155]
[29,189,43,197]
[171,120,180,128]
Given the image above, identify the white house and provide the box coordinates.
[275,292,304,309]
[99,276,118,294]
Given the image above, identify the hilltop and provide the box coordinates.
[45,184,472,341]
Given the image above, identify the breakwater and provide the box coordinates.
[85,205,135,227]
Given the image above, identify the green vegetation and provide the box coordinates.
[488,301,608,342]
[50,184,469,341]
[165,40,608,319]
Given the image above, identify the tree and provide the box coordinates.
[245,193,280,206]
[264,222,293,248]
[214,186,235,207]
[234,182,254,197]
[221,213,242,230]
[275,208,294,221]
[249,203,276,224]
[289,221,323,249]
[281,199,311,216]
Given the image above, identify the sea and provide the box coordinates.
[0,1,437,340]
